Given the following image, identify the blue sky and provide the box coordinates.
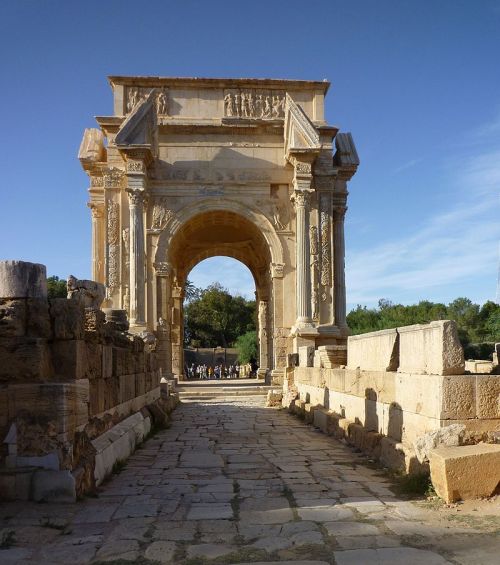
[1,0,499,310]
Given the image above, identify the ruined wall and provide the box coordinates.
[0,261,177,501]
[283,321,500,474]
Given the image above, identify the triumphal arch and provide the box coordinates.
[79,76,359,379]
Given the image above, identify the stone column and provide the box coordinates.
[258,299,269,375]
[88,203,104,283]
[333,205,347,329]
[292,190,315,330]
[127,189,146,326]
[154,262,172,378]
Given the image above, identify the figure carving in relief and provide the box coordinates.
[263,95,272,118]
[247,92,255,116]
[255,94,263,117]
[272,95,281,118]
[127,87,138,113]
[151,198,173,230]
[224,93,235,117]
[122,228,130,265]
[156,89,168,115]
[234,93,241,116]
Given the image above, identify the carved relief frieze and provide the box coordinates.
[319,194,331,301]
[151,197,174,230]
[106,200,120,293]
[90,176,104,188]
[224,89,285,119]
[122,228,130,266]
[126,86,169,115]
[103,169,124,189]
[126,159,144,173]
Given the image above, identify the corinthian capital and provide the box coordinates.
[291,190,311,209]
[127,188,145,206]
[87,202,104,219]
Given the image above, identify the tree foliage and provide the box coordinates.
[47,276,67,298]
[184,282,256,347]
[235,331,258,364]
[347,297,500,358]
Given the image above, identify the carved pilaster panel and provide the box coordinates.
[310,225,320,321]
[274,327,289,368]
[320,193,332,301]
[106,199,120,294]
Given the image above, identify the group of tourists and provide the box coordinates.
[186,363,243,379]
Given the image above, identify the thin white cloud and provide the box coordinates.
[347,146,500,306]
[391,158,423,175]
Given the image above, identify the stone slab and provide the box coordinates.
[429,443,500,502]
[347,328,399,372]
[398,320,464,376]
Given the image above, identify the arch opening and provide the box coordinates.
[163,209,276,381]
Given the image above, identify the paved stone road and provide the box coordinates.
[1,396,499,564]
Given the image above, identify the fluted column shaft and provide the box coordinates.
[333,206,347,328]
[128,189,146,325]
[293,191,314,327]
[88,203,104,283]
[258,299,269,370]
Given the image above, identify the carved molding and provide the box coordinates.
[224,89,285,119]
[90,176,104,188]
[127,189,146,206]
[103,169,124,189]
[126,159,145,173]
[88,202,104,219]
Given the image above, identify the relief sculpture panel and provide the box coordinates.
[224,89,285,119]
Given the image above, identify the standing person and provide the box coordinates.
[235,364,240,379]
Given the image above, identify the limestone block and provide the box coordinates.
[413,424,466,464]
[0,337,53,381]
[299,345,314,367]
[0,299,27,336]
[429,444,500,502]
[32,469,76,502]
[0,467,34,501]
[120,374,136,403]
[85,342,102,379]
[89,378,105,415]
[347,328,399,371]
[52,339,88,380]
[25,298,51,338]
[67,275,105,309]
[465,360,494,374]
[441,375,475,419]
[476,375,500,418]
[102,346,113,379]
[313,350,322,368]
[318,345,347,368]
[0,260,47,299]
[49,298,85,340]
[398,320,464,376]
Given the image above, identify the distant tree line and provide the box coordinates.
[347,297,500,359]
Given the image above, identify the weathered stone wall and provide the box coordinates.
[0,261,177,501]
[283,320,499,474]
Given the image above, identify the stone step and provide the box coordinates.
[177,386,272,399]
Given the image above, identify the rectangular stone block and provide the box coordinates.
[398,320,464,375]
[120,374,136,403]
[440,375,476,419]
[318,345,347,368]
[429,444,500,502]
[0,299,27,337]
[299,345,314,367]
[476,375,500,419]
[49,298,84,340]
[347,328,399,371]
[0,337,53,381]
[52,339,87,380]
[102,345,113,379]
[89,378,105,415]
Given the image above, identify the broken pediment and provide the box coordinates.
[115,90,157,152]
[284,94,321,162]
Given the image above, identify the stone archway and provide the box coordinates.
[79,75,359,382]
[156,206,279,379]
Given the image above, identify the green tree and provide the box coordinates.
[235,331,258,364]
[47,276,67,298]
[184,283,256,347]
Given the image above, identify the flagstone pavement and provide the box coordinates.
[1,396,499,564]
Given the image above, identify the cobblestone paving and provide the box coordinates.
[1,396,499,564]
